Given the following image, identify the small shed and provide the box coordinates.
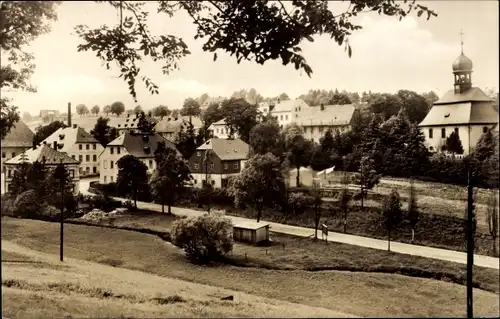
[232,220,270,245]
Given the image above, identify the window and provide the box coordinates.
[110,147,114,155]
[285,114,288,120]
[429,146,434,151]
[79,155,83,162]
[209,163,214,170]
[110,176,114,182]
[104,160,108,169]
[93,144,96,150]
[93,167,97,173]
[233,162,239,169]
[117,147,120,154]
[280,115,283,120]
[93,155,97,162]
[216,128,219,134]
[71,155,76,159]
[441,128,446,138]
[7,169,11,178]
[79,144,83,150]
[211,180,215,185]
[149,160,153,168]
[86,167,90,172]
[454,127,459,135]
[224,163,228,170]
[194,163,200,169]
[86,144,90,150]
[1,152,5,158]
[12,152,15,157]
[104,176,107,183]
[429,128,433,139]
[483,126,488,133]
[86,155,90,162]
[110,161,114,169]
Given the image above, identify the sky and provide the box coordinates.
[4,1,499,114]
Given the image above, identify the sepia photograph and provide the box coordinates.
[1,1,499,318]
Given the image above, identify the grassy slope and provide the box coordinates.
[2,217,499,318]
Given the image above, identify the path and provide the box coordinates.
[78,178,499,270]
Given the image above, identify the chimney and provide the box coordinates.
[68,102,72,127]
[53,141,58,150]
[320,103,325,111]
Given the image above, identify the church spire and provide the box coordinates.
[460,29,464,54]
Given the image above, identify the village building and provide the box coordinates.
[418,44,499,155]
[208,118,235,139]
[107,113,157,135]
[155,116,203,141]
[98,132,179,184]
[268,98,310,129]
[296,104,357,143]
[3,143,80,194]
[39,109,61,123]
[188,138,249,188]
[1,120,34,173]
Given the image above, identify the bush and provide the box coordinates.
[12,190,44,219]
[85,194,122,212]
[1,195,15,217]
[170,209,234,263]
[39,205,61,221]
[288,192,313,215]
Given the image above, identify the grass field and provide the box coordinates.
[2,217,499,317]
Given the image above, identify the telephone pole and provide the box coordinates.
[466,167,475,319]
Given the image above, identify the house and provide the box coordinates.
[3,142,80,194]
[1,120,34,172]
[39,109,60,123]
[99,132,179,184]
[188,138,250,188]
[107,113,158,135]
[232,220,270,244]
[155,116,203,141]
[42,124,103,176]
[208,118,235,139]
[269,98,310,129]
[418,46,499,155]
[296,104,356,143]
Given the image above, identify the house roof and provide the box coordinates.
[419,102,498,126]
[270,99,309,113]
[4,144,79,165]
[1,120,34,148]
[233,220,270,230]
[155,116,202,133]
[210,118,228,127]
[434,87,492,105]
[197,138,249,161]
[42,126,100,152]
[297,104,356,126]
[107,114,157,130]
[107,132,179,158]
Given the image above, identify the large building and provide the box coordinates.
[155,116,203,141]
[296,104,356,143]
[99,132,179,184]
[418,45,499,155]
[208,118,234,139]
[188,138,249,188]
[1,120,34,172]
[3,143,80,194]
[107,113,157,135]
[268,98,310,129]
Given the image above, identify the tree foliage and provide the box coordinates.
[110,101,125,116]
[283,123,313,187]
[443,131,464,155]
[180,98,201,118]
[153,105,170,119]
[382,189,403,251]
[352,156,380,208]
[103,104,111,115]
[486,190,499,255]
[406,179,419,243]
[90,116,119,146]
[136,111,155,134]
[33,120,67,146]
[175,122,198,159]
[76,104,89,116]
[91,105,100,115]
[116,154,149,208]
[249,118,285,160]
[220,98,259,143]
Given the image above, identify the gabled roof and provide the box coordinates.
[270,99,309,113]
[418,102,498,126]
[1,120,34,148]
[297,104,356,126]
[210,118,229,127]
[42,126,100,152]
[107,114,156,130]
[155,116,202,133]
[107,132,179,158]
[197,138,249,161]
[4,145,79,165]
[435,87,492,105]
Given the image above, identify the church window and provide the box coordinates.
[441,128,446,138]
[428,129,433,139]
[483,126,488,133]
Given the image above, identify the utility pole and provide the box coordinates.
[204,150,212,213]
[466,167,475,319]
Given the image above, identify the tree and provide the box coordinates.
[473,130,496,163]
[245,88,264,105]
[110,101,125,117]
[137,111,155,134]
[396,90,429,124]
[382,189,403,251]
[26,160,47,198]
[220,98,259,143]
[202,101,225,128]
[9,155,31,197]
[369,93,402,122]
[352,156,380,208]
[486,190,499,255]
[90,117,118,146]
[283,123,313,187]
[197,93,210,107]
[133,105,143,115]
[339,171,352,233]
[0,1,60,139]
[33,120,67,146]
[76,104,89,117]
[91,105,100,116]
[180,98,201,119]
[278,93,290,101]
[175,122,198,159]
[249,117,285,159]
[406,179,419,244]
[116,155,149,209]
[151,145,192,214]
[22,112,32,122]
[73,1,436,102]
[103,105,111,116]
[310,181,323,240]
[230,153,286,222]
[443,131,464,155]
[171,109,180,118]
[153,105,170,119]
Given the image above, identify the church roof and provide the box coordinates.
[419,101,498,127]
[452,53,473,72]
[1,120,34,148]
[434,87,492,105]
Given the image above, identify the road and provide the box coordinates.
[79,177,499,270]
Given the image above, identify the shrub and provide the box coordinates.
[1,195,15,217]
[12,190,44,219]
[288,192,313,215]
[170,210,234,263]
[39,205,61,221]
[86,194,122,212]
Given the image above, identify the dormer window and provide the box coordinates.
[444,113,450,118]
[124,124,128,127]
[118,124,121,127]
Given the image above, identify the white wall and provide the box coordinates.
[99,146,157,184]
[421,124,496,154]
[302,125,350,143]
[211,123,234,139]
[191,173,223,188]
[70,142,104,176]
[270,111,293,129]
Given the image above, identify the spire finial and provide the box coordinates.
[460,29,464,54]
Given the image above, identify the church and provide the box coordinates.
[418,39,498,155]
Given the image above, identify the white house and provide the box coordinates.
[1,120,34,173]
[418,46,499,155]
[208,118,235,139]
[107,113,158,135]
[268,98,310,129]
[99,132,179,184]
[42,124,104,176]
[155,115,203,141]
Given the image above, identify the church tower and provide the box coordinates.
[452,30,473,94]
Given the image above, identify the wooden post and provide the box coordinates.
[466,167,474,319]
